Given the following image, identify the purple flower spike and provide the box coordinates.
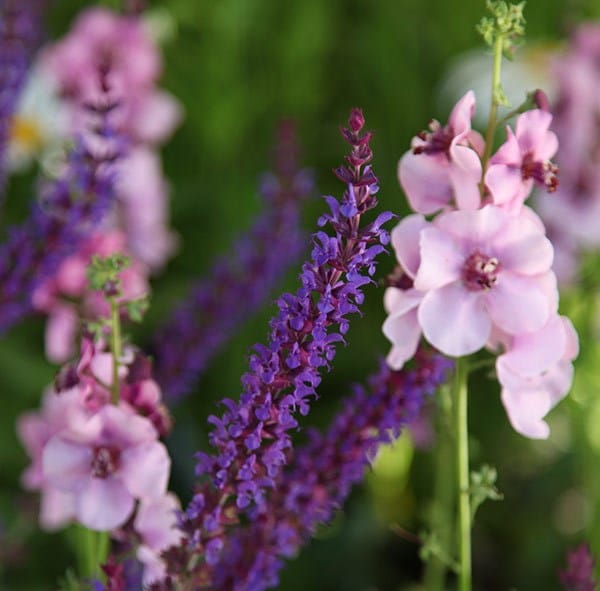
[211,351,453,591]
[0,68,123,333]
[166,109,392,584]
[559,543,597,591]
[0,0,44,202]
[151,121,313,401]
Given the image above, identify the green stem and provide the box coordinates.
[480,34,505,176]
[455,358,471,591]
[110,298,122,404]
[424,384,456,591]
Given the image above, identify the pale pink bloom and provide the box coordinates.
[414,204,555,357]
[42,404,170,531]
[496,316,578,439]
[398,91,482,214]
[117,148,178,271]
[382,214,427,369]
[40,7,181,147]
[485,110,559,214]
[134,493,183,586]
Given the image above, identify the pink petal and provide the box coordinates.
[485,164,527,208]
[448,90,475,138]
[133,91,182,145]
[434,205,506,244]
[501,387,552,439]
[398,151,452,215]
[490,126,522,166]
[383,287,423,316]
[134,493,182,551]
[390,215,427,278]
[413,226,464,291]
[39,486,75,531]
[562,317,579,361]
[42,437,92,492]
[448,144,482,210]
[45,305,79,364]
[120,441,170,499]
[98,405,157,448]
[515,110,558,160]
[418,283,491,356]
[486,273,550,334]
[499,314,567,376]
[383,307,422,370]
[76,477,134,530]
[494,212,554,275]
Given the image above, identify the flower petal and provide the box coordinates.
[390,215,427,278]
[398,151,452,215]
[383,307,422,370]
[418,283,490,356]
[120,441,170,499]
[486,273,550,334]
[448,144,482,210]
[413,227,464,291]
[42,437,92,492]
[76,477,134,530]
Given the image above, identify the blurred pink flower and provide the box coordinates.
[32,230,149,364]
[134,493,183,586]
[42,403,170,531]
[485,109,558,214]
[398,90,482,214]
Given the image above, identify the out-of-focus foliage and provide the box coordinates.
[3,0,598,590]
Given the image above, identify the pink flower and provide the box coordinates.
[42,404,170,530]
[398,91,482,214]
[134,493,183,586]
[413,204,555,356]
[496,316,578,439]
[485,110,559,214]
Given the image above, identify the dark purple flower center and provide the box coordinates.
[521,152,559,192]
[91,446,121,478]
[413,120,454,156]
[462,251,500,291]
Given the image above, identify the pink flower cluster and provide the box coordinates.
[31,7,181,361]
[17,337,180,585]
[384,90,577,439]
[535,24,600,284]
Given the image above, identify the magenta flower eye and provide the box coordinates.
[413,120,454,156]
[520,151,559,192]
[461,251,500,291]
[90,446,120,479]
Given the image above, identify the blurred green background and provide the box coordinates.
[2,0,600,589]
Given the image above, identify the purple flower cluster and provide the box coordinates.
[211,351,453,591]
[152,122,313,401]
[0,0,44,199]
[165,109,392,585]
[560,544,597,591]
[0,70,122,333]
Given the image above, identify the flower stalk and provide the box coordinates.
[454,358,471,591]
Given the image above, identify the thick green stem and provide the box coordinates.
[109,298,122,405]
[424,384,455,591]
[480,34,505,176]
[455,358,471,591]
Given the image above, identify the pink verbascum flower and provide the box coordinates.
[398,90,483,214]
[485,109,559,214]
[134,493,183,586]
[413,204,555,356]
[495,315,578,439]
[42,404,170,531]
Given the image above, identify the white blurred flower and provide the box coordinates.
[437,44,559,129]
[6,64,69,173]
